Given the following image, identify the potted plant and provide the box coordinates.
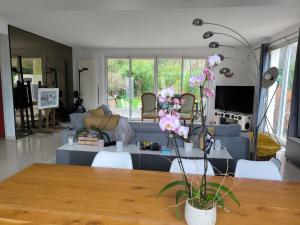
[158,55,240,225]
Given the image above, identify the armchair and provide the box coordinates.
[141,93,158,122]
[180,93,195,122]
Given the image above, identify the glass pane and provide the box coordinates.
[131,59,155,120]
[182,58,206,100]
[11,58,42,87]
[281,41,298,141]
[157,58,182,94]
[266,47,287,136]
[107,58,130,118]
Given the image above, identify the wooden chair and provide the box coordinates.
[180,93,195,122]
[141,93,158,122]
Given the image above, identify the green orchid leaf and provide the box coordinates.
[206,182,240,207]
[175,190,188,219]
[158,180,188,196]
[214,191,224,208]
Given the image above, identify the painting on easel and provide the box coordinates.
[38,88,59,110]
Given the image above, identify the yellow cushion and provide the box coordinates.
[248,132,281,157]
[84,115,120,131]
[89,108,105,117]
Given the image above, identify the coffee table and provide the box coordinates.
[57,143,233,174]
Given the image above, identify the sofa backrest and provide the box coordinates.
[214,124,241,137]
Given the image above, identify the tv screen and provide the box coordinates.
[215,86,254,114]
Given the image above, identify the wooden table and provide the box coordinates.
[0,164,299,225]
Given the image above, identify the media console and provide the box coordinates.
[213,110,252,132]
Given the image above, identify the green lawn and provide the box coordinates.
[115,97,142,109]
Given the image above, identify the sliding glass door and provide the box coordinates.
[106,57,206,120]
[131,59,155,119]
[107,58,130,118]
[107,58,155,119]
[157,58,182,93]
[266,41,298,143]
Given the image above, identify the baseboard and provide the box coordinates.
[5,135,16,140]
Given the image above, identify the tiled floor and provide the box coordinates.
[0,131,63,181]
[0,132,299,181]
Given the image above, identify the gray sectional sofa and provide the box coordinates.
[59,116,250,173]
[129,122,250,168]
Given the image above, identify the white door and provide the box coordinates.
[78,60,97,110]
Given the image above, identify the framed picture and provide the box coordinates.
[37,88,59,109]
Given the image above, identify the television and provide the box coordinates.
[215,86,254,114]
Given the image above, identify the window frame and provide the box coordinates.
[105,56,206,120]
[267,40,298,144]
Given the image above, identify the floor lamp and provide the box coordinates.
[192,18,279,159]
[252,67,280,158]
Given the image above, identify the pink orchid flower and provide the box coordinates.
[160,87,175,98]
[189,74,205,87]
[203,68,215,81]
[158,109,166,117]
[178,126,189,139]
[159,114,181,132]
[203,88,215,97]
[207,54,221,68]
[172,98,180,104]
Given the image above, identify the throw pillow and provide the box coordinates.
[89,108,105,117]
[100,104,113,115]
[84,115,120,131]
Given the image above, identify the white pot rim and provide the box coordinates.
[186,200,216,211]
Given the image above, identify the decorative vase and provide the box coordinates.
[184,142,193,152]
[185,201,217,225]
[167,131,176,151]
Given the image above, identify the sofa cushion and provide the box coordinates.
[89,108,105,117]
[130,122,161,133]
[214,124,241,137]
[84,115,120,131]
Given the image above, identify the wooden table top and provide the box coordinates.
[0,164,299,225]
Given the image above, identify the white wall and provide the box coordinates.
[73,46,257,123]
[0,20,15,139]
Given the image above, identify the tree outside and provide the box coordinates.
[107,57,206,119]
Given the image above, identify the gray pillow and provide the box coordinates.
[99,104,112,115]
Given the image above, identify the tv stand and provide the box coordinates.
[213,110,252,131]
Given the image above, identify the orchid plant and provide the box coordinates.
[158,87,190,141]
[158,54,240,218]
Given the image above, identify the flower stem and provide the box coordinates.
[199,85,208,200]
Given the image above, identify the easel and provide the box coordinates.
[38,108,56,132]
[12,56,35,136]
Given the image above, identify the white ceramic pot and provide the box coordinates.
[184,142,193,152]
[185,201,216,225]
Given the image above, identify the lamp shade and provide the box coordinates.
[192,18,204,26]
[224,72,234,78]
[218,54,225,61]
[209,42,219,48]
[261,67,279,88]
[220,67,230,74]
[203,31,214,39]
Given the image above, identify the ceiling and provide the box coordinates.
[0,0,299,48]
